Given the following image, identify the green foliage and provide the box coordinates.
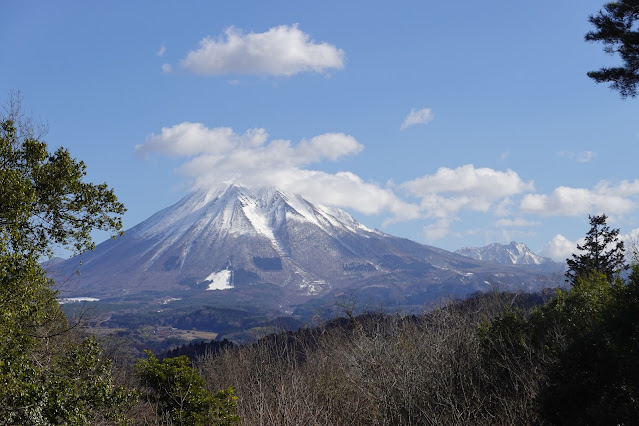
[136,351,239,425]
[0,96,133,424]
[536,272,639,424]
[565,214,627,285]
[0,336,136,425]
[482,215,639,423]
[0,273,137,425]
[481,270,639,424]
[0,119,125,257]
[586,0,639,98]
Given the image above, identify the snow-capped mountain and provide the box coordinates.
[456,241,561,270]
[50,185,560,309]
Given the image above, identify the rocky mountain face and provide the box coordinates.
[49,185,562,311]
[456,241,563,271]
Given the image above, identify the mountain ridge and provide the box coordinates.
[49,185,562,311]
[456,241,563,272]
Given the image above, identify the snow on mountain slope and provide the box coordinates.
[202,270,233,290]
[49,185,560,307]
[132,184,371,256]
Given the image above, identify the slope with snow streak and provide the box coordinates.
[456,241,558,267]
[60,183,390,294]
[132,184,375,267]
[50,184,558,306]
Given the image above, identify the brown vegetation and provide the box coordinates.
[195,292,547,425]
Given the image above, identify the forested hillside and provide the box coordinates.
[191,266,639,425]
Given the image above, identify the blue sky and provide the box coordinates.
[2,0,639,261]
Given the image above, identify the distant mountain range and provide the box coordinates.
[48,184,564,312]
[456,241,563,272]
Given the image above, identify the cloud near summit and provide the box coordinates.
[137,123,362,166]
[171,24,345,76]
[136,122,418,221]
[137,122,639,247]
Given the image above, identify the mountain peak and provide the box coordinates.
[456,241,554,266]
[50,186,559,308]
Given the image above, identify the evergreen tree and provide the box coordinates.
[565,214,627,285]
[136,351,239,425]
[0,92,133,424]
[586,0,639,98]
[481,270,639,424]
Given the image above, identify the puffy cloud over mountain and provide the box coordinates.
[170,25,345,76]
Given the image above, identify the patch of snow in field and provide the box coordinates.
[202,270,233,290]
[299,279,326,295]
[58,297,100,304]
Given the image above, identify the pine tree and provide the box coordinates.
[566,214,627,285]
[586,0,639,98]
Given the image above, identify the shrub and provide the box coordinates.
[135,351,239,425]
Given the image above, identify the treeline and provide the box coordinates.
[106,305,306,343]
[164,338,234,360]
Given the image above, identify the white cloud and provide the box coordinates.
[577,151,596,163]
[403,165,533,199]
[402,165,534,219]
[558,150,597,163]
[423,218,454,241]
[611,179,639,196]
[138,123,361,169]
[540,234,578,262]
[495,218,539,228]
[622,228,639,242]
[620,227,639,261]
[297,133,364,162]
[137,123,266,157]
[136,123,419,221]
[400,108,434,130]
[520,180,639,217]
[161,63,173,73]
[269,170,421,221]
[137,122,639,245]
[176,24,345,76]
[493,197,514,217]
[157,45,166,57]
[541,226,639,263]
